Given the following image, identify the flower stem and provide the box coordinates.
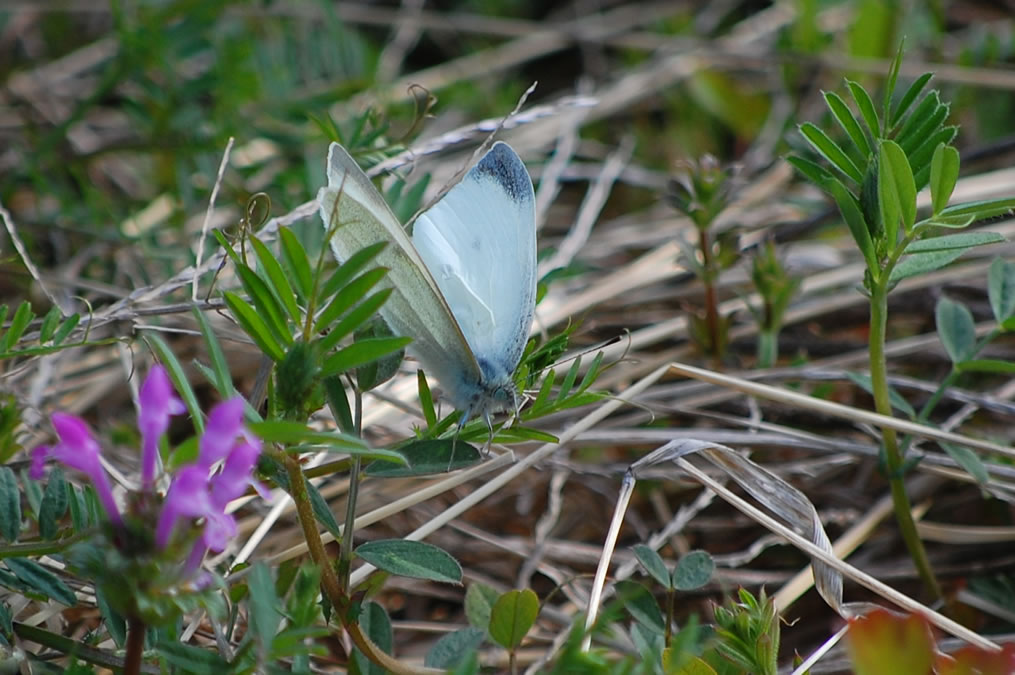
[124,615,145,675]
[280,449,439,674]
[868,285,942,601]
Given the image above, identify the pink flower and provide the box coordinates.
[154,465,230,551]
[210,439,268,508]
[138,366,186,489]
[198,398,246,468]
[31,413,123,527]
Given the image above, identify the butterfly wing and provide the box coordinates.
[412,142,537,388]
[317,143,484,401]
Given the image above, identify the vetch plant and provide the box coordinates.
[789,45,1015,602]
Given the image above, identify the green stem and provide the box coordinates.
[338,389,364,590]
[698,229,722,360]
[868,285,942,601]
[756,330,778,369]
[12,621,158,673]
[664,587,674,645]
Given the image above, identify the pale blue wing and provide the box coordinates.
[412,142,537,386]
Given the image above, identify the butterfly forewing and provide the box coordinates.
[317,143,483,395]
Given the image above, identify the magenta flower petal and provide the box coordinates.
[198,398,246,467]
[138,365,185,488]
[155,465,213,549]
[210,439,266,506]
[29,446,51,481]
[35,413,122,526]
[200,509,237,553]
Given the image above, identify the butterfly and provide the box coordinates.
[317,141,537,430]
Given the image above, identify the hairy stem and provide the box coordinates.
[868,286,942,601]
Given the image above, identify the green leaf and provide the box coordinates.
[247,562,280,653]
[895,90,942,147]
[488,589,539,650]
[305,479,342,540]
[317,289,393,354]
[824,91,871,158]
[989,258,1015,324]
[192,307,236,398]
[320,336,411,378]
[38,467,68,540]
[904,231,1005,254]
[38,306,60,344]
[20,468,42,518]
[95,587,126,648]
[846,371,915,418]
[878,141,917,240]
[353,602,393,675]
[464,583,500,631]
[633,545,672,589]
[249,236,302,325]
[278,227,314,303]
[799,123,864,184]
[67,484,90,531]
[355,540,463,584]
[673,550,715,590]
[157,640,230,671]
[910,127,959,190]
[882,42,905,127]
[0,302,33,354]
[314,268,388,338]
[936,297,976,365]
[0,468,20,542]
[320,242,388,299]
[417,370,437,428]
[266,457,344,539]
[955,359,1015,375]
[323,376,354,435]
[786,155,836,190]
[829,178,878,272]
[899,100,950,157]
[890,72,934,129]
[928,144,959,215]
[939,443,989,485]
[889,248,964,285]
[249,420,369,452]
[913,213,975,231]
[233,263,292,348]
[847,80,881,141]
[50,314,80,346]
[355,317,404,391]
[145,333,205,434]
[4,557,76,606]
[939,197,1015,221]
[615,580,665,635]
[365,439,477,477]
[222,291,286,362]
[425,627,486,669]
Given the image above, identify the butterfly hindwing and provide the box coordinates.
[412,142,537,385]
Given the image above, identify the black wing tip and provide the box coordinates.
[474,142,534,204]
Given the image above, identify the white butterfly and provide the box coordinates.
[317,142,537,428]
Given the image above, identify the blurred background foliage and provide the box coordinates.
[1,0,1014,312]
